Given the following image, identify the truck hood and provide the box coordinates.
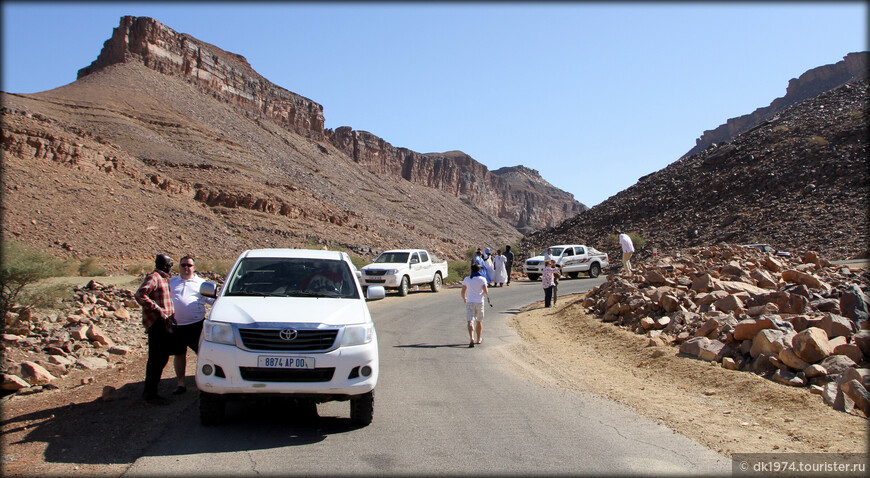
[208,296,370,326]
[526,255,546,262]
[361,263,404,270]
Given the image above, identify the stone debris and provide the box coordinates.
[583,243,870,417]
[1,281,146,397]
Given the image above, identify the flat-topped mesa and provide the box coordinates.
[328,127,586,231]
[77,16,325,139]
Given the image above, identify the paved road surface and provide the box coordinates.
[126,277,731,476]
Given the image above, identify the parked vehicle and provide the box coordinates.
[524,244,609,280]
[359,249,448,296]
[741,243,793,258]
[195,249,385,426]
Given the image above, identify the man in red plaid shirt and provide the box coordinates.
[135,253,176,405]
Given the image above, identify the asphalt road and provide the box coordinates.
[125,276,731,476]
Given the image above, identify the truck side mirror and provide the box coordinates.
[200,281,219,298]
[366,286,386,301]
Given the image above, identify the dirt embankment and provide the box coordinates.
[502,294,868,457]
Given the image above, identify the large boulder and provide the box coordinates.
[20,361,56,385]
[819,313,857,340]
[750,329,787,358]
[853,330,870,357]
[818,354,857,376]
[781,269,831,291]
[792,327,833,364]
[840,284,870,322]
[841,379,870,415]
[679,337,726,361]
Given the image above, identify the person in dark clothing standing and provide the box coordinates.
[135,253,176,405]
[503,245,515,286]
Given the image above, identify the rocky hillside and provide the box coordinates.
[1,16,583,267]
[522,77,868,262]
[685,52,868,158]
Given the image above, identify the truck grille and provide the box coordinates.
[364,269,388,276]
[238,328,338,351]
[239,367,335,382]
[365,279,386,284]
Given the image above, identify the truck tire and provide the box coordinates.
[350,390,374,426]
[398,276,410,296]
[588,263,601,278]
[200,391,226,426]
[430,272,442,292]
[527,274,540,281]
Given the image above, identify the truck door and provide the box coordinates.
[409,252,422,284]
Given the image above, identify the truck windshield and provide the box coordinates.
[548,247,565,256]
[373,252,409,264]
[224,257,359,299]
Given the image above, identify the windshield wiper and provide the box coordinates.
[225,291,287,297]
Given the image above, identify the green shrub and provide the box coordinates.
[447,260,470,284]
[808,135,829,146]
[22,281,73,309]
[78,257,108,276]
[192,258,235,278]
[126,262,152,276]
[1,240,70,315]
[609,232,647,249]
[772,125,789,133]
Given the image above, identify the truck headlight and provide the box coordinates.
[341,324,374,346]
[386,269,398,275]
[203,320,235,345]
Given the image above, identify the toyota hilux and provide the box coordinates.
[195,248,384,426]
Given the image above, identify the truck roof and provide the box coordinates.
[240,248,348,261]
[380,249,426,254]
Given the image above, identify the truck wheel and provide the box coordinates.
[568,271,579,279]
[350,390,374,426]
[527,274,540,281]
[588,263,601,278]
[398,276,410,296]
[430,273,442,292]
[200,391,226,426]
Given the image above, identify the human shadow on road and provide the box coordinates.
[393,343,470,349]
[3,377,365,466]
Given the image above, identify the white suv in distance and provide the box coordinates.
[196,249,385,426]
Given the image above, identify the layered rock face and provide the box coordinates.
[328,128,586,231]
[75,16,585,232]
[684,52,868,158]
[523,78,868,262]
[78,16,325,139]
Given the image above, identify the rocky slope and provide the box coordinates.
[684,52,868,158]
[522,77,869,263]
[1,16,583,267]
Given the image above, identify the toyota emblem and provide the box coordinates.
[279,328,298,341]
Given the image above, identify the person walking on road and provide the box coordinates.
[503,245,515,286]
[618,231,635,275]
[461,264,489,347]
[134,253,176,405]
[492,249,508,286]
[168,255,214,395]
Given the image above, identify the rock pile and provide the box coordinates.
[582,243,870,416]
[1,280,146,395]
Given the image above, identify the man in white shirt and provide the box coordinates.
[461,264,489,348]
[168,255,214,394]
[618,231,635,275]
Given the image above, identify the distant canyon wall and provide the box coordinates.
[684,52,869,158]
[77,16,585,231]
[328,127,585,231]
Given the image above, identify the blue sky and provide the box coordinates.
[2,2,866,207]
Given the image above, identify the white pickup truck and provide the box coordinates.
[360,249,448,296]
[523,244,609,280]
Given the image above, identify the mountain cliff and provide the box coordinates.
[684,52,868,158]
[523,77,868,262]
[76,16,584,231]
[1,16,584,265]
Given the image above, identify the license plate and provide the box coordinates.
[257,356,315,369]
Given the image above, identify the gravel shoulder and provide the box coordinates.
[501,293,868,457]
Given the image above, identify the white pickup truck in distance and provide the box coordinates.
[524,244,609,280]
[359,249,448,296]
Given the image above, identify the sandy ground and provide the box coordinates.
[2,291,867,477]
[499,293,868,458]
